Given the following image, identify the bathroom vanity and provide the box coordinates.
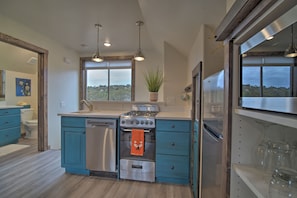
[0,106,21,146]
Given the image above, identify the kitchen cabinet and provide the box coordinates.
[156,119,191,184]
[61,116,89,175]
[0,108,21,146]
[231,110,297,198]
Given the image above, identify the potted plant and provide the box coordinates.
[144,69,164,102]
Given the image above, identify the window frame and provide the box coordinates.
[80,56,135,102]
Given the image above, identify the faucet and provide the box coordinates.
[80,99,93,111]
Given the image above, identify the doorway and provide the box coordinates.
[0,32,48,151]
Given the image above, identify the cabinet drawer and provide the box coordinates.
[156,154,189,179]
[156,120,190,132]
[61,117,86,128]
[156,132,190,156]
[0,108,20,116]
[0,115,21,130]
[0,127,20,146]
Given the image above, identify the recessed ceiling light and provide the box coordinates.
[104,42,111,47]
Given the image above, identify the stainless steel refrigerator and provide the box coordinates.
[200,70,224,198]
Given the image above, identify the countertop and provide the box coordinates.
[58,110,127,118]
[0,105,23,109]
[59,110,191,120]
[156,111,191,120]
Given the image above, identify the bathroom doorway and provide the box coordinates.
[0,32,48,151]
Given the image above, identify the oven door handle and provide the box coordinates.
[121,128,151,133]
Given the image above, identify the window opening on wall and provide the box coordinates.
[81,56,135,101]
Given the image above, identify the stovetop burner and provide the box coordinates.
[123,111,158,117]
[120,104,159,129]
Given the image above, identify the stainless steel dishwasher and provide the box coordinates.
[86,119,117,173]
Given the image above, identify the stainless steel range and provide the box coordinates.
[119,104,159,182]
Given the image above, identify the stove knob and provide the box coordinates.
[150,121,153,125]
[141,120,144,125]
[130,120,134,124]
[136,120,139,125]
[145,121,148,125]
[121,120,125,124]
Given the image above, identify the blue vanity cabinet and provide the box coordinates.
[61,116,89,175]
[156,119,191,184]
[0,108,21,146]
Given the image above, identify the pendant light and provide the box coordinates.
[284,25,297,58]
[134,21,145,61]
[92,24,104,62]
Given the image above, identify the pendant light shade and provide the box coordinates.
[134,21,145,61]
[92,24,104,62]
[284,25,297,58]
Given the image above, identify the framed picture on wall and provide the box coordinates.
[16,78,31,96]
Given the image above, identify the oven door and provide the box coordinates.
[120,128,155,161]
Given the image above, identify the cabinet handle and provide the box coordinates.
[171,166,175,170]
[171,142,175,146]
[171,125,175,128]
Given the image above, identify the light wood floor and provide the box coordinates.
[0,138,193,198]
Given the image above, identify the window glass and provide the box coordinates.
[242,66,261,96]
[110,69,131,101]
[263,66,290,96]
[86,69,108,101]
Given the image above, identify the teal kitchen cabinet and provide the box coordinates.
[61,116,89,175]
[0,108,21,146]
[156,119,191,184]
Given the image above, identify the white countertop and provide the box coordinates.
[58,110,127,118]
[156,111,191,120]
[0,105,23,109]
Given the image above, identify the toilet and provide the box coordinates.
[20,108,38,139]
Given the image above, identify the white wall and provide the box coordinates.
[164,42,190,111]
[187,24,224,81]
[5,70,38,118]
[0,14,80,149]
[226,0,236,12]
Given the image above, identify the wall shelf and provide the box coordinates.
[234,108,297,129]
[233,164,270,198]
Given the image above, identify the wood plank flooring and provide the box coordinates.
[0,138,192,198]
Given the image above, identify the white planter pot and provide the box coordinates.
[149,92,158,102]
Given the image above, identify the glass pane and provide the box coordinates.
[109,69,131,101]
[86,69,108,101]
[263,66,290,96]
[85,61,108,68]
[242,66,261,96]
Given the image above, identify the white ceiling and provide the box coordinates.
[0,0,227,58]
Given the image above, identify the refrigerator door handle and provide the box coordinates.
[203,125,223,142]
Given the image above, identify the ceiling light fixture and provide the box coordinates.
[92,24,104,62]
[104,42,111,47]
[284,25,297,58]
[134,21,145,61]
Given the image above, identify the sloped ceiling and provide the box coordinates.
[0,0,226,58]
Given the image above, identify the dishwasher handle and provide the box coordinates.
[86,119,116,128]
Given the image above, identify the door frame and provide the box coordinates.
[0,32,48,151]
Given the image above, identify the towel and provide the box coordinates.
[130,129,144,156]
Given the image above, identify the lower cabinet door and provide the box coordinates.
[156,154,189,184]
[61,127,88,174]
[0,127,20,146]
